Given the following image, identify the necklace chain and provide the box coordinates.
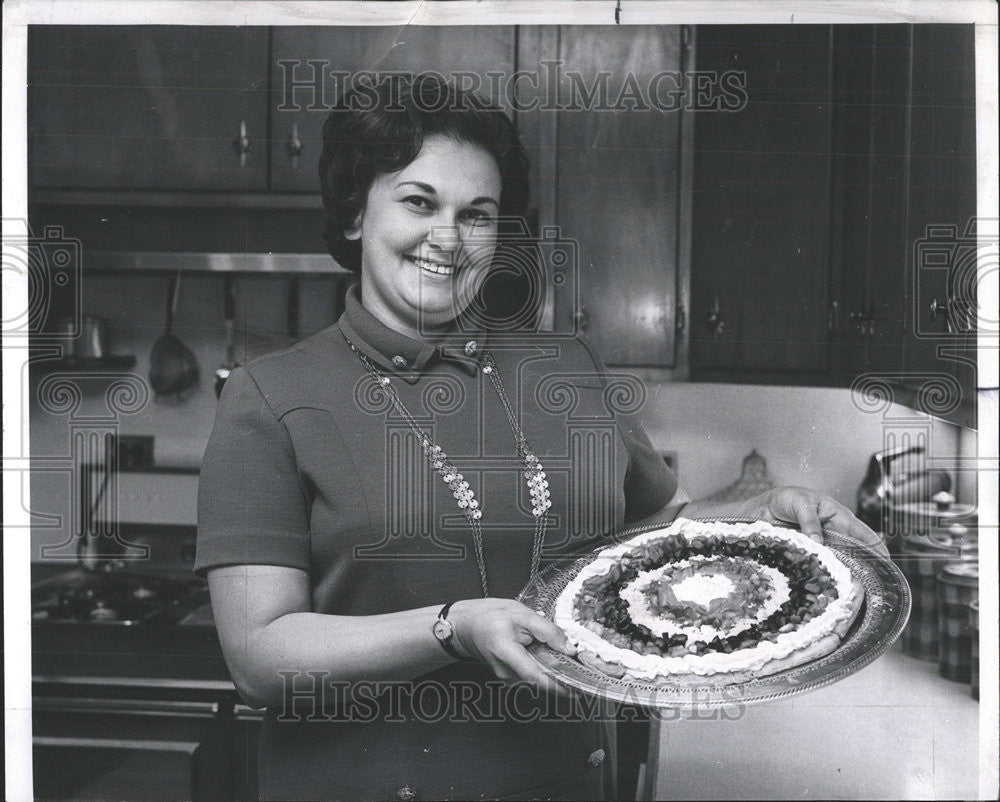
[347,339,549,597]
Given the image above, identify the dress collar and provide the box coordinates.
[339,283,487,384]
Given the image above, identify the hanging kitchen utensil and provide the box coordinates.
[149,271,199,398]
[214,276,239,398]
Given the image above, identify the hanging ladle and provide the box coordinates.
[149,271,199,398]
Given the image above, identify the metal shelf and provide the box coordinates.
[86,251,347,275]
[31,355,137,373]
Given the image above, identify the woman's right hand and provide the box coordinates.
[448,598,576,694]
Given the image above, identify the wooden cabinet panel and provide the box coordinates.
[552,25,683,367]
[269,27,517,192]
[831,26,910,376]
[691,26,833,375]
[902,24,977,420]
[829,27,874,377]
[863,26,911,375]
[29,27,269,191]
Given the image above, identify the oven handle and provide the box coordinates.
[34,735,201,754]
[33,696,219,717]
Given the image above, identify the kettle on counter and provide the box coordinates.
[856,445,952,532]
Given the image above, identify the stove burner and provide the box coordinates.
[89,602,121,621]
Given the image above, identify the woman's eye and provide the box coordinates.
[403,196,433,211]
[462,210,495,227]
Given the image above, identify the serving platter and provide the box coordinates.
[517,518,911,709]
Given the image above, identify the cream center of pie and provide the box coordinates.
[672,572,735,606]
[621,557,791,642]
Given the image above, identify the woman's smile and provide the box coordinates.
[406,254,458,276]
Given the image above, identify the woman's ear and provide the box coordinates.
[344,212,363,241]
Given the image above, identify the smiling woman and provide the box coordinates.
[196,73,674,801]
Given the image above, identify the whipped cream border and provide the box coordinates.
[553,518,860,679]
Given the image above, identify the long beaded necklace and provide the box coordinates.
[346,339,550,597]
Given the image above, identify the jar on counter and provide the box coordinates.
[895,534,971,660]
[936,561,979,682]
[968,600,979,700]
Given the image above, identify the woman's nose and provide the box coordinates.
[425,221,461,254]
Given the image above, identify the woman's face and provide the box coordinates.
[349,134,502,338]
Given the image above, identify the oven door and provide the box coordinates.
[33,696,231,801]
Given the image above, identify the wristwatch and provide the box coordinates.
[432,602,462,659]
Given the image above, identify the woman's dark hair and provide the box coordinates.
[319,73,530,274]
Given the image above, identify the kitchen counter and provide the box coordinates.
[652,643,980,799]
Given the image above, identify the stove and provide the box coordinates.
[32,571,210,626]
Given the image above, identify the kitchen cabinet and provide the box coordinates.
[29,27,269,191]
[690,26,835,379]
[690,24,978,422]
[526,25,688,368]
[269,27,517,192]
[902,25,978,424]
[829,25,977,425]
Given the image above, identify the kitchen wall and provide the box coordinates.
[29,276,977,561]
[28,272,343,560]
[641,381,976,508]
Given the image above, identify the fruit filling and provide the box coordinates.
[573,532,838,657]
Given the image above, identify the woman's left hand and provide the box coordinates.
[736,486,889,557]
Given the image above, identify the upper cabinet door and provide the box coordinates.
[903,24,977,422]
[29,27,269,191]
[830,25,912,378]
[550,25,684,367]
[269,27,516,193]
[691,26,834,376]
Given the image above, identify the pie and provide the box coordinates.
[553,518,865,685]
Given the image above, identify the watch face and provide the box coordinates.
[433,618,454,641]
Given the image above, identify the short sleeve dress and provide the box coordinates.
[195,285,679,801]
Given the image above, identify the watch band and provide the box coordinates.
[434,602,463,659]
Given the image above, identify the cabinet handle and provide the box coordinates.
[930,296,974,334]
[827,300,839,331]
[706,296,725,340]
[928,296,954,334]
[849,309,869,335]
[573,305,590,332]
[849,305,885,336]
[286,121,303,169]
[233,120,251,167]
[675,302,686,334]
